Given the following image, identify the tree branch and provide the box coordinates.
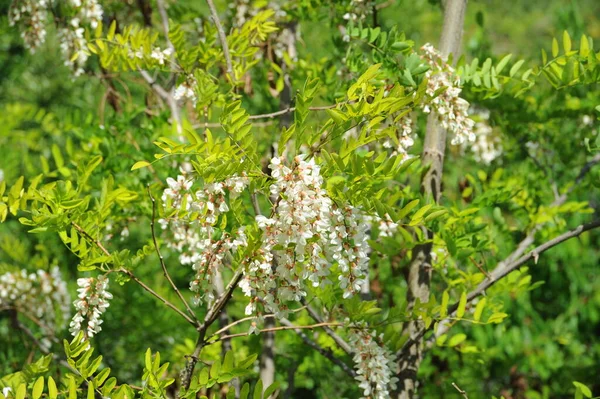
[205,0,233,77]
[421,219,600,349]
[71,221,197,327]
[148,187,199,325]
[279,318,357,378]
[180,269,244,390]
[301,300,352,355]
[214,322,343,342]
[396,1,468,398]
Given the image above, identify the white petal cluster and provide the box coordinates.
[0,267,70,334]
[420,43,475,146]
[58,26,88,77]
[382,114,415,160]
[8,0,49,51]
[151,47,174,66]
[241,156,370,319]
[464,108,502,164]
[59,0,103,76]
[69,275,112,339]
[160,174,249,306]
[348,323,399,399]
[174,75,198,107]
[69,0,103,29]
[376,214,399,238]
[343,0,374,22]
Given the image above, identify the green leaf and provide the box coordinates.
[552,37,559,57]
[473,298,486,322]
[264,382,279,398]
[580,35,590,57]
[253,380,263,399]
[495,54,512,74]
[16,384,26,399]
[448,333,466,347]
[48,377,58,399]
[33,377,44,399]
[436,334,447,346]
[510,60,524,77]
[131,161,151,171]
[87,382,94,399]
[440,290,449,318]
[573,382,592,398]
[456,292,467,319]
[68,376,77,399]
[398,199,419,220]
[198,367,209,386]
[240,383,250,399]
[563,30,571,53]
[108,20,117,41]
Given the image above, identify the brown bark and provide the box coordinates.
[395,1,468,398]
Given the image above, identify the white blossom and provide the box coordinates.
[242,156,371,319]
[348,322,399,399]
[159,173,250,306]
[69,275,112,339]
[8,0,49,51]
[463,108,502,164]
[151,48,174,65]
[174,75,198,107]
[420,43,475,146]
[0,267,70,336]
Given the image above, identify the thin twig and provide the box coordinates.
[181,269,244,390]
[71,222,111,257]
[413,218,600,353]
[120,268,197,326]
[216,322,343,342]
[301,300,352,355]
[72,221,197,327]
[279,318,356,378]
[148,186,199,325]
[248,103,340,120]
[452,382,469,399]
[205,0,233,77]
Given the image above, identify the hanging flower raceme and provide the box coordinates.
[159,173,249,306]
[241,155,371,319]
[69,275,112,339]
[8,0,49,51]
[382,114,415,160]
[463,107,503,164]
[0,267,71,336]
[420,43,475,146]
[348,322,399,399]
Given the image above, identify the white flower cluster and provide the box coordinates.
[0,267,70,334]
[464,108,502,164]
[8,0,49,51]
[151,47,174,66]
[173,75,198,107]
[10,0,103,75]
[348,323,399,399]
[58,25,88,77]
[376,214,399,238]
[59,0,103,76]
[70,0,103,29]
[241,156,370,319]
[69,275,112,339]
[420,43,475,146]
[382,114,415,160]
[160,174,249,305]
[343,0,374,22]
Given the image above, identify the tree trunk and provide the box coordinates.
[395,1,467,398]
